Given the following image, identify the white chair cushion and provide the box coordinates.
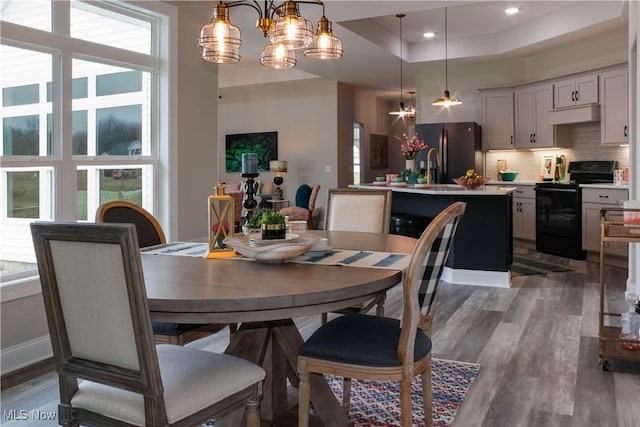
[70,345,265,425]
[327,195,386,232]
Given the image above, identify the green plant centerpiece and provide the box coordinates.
[260,210,287,240]
[242,208,268,235]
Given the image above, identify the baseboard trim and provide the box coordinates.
[1,357,55,390]
[442,267,511,288]
[1,335,52,377]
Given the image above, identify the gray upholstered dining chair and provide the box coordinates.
[298,201,466,427]
[321,188,393,324]
[96,200,235,345]
[31,222,265,427]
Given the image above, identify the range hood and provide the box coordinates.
[548,104,600,125]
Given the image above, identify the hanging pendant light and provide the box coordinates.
[197,3,241,64]
[197,1,342,69]
[260,43,297,69]
[268,1,314,49]
[389,14,412,117]
[432,8,462,107]
[304,15,343,59]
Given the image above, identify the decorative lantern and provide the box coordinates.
[208,184,236,258]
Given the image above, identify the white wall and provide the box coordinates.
[217,79,340,213]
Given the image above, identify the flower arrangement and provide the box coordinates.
[395,133,427,160]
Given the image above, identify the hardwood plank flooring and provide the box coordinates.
[1,247,639,426]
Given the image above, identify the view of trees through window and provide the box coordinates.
[1,1,159,277]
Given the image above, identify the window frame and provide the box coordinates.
[0,0,176,298]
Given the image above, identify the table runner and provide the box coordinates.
[142,242,410,272]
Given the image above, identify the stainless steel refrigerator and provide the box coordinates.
[414,122,483,184]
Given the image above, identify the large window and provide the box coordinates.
[1,1,166,280]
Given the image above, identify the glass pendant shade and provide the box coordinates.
[198,3,241,64]
[268,2,313,49]
[304,17,343,59]
[260,43,296,69]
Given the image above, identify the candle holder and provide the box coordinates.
[207,184,236,258]
[242,172,260,224]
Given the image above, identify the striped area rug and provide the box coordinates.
[511,255,575,276]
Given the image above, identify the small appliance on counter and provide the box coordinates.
[535,160,616,259]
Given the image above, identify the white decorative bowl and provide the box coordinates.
[224,236,311,263]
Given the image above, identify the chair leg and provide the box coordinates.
[400,379,413,427]
[422,367,434,427]
[244,395,260,427]
[298,359,311,427]
[342,377,352,414]
[321,312,328,325]
[376,293,386,317]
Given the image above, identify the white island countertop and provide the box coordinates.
[351,183,517,196]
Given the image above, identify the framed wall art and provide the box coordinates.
[370,134,389,169]
[541,155,555,180]
[225,131,278,173]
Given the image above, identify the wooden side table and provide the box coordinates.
[267,199,290,210]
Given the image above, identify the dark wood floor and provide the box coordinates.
[2,246,639,426]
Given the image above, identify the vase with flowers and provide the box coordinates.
[395,133,427,172]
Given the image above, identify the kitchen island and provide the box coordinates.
[352,184,517,287]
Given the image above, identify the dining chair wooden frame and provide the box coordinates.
[321,188,393,324]
[31,222,265,427]
[298,202,466,427]
[95,200,235,345]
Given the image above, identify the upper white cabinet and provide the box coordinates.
[554,73,599,108]
[599,67,629,145]
[514,84,571,149]
[481,90,514,150]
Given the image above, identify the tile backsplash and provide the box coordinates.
[485,123,628,181]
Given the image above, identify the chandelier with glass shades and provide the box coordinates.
[198,1,343,69]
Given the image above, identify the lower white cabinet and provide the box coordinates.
[582,187,629,256]
[513,185,536,241]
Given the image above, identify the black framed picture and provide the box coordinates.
[225,131,278,173]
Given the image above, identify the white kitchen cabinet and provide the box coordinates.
[512,185,536,241]
[554,73,599,108]
[599,67,629,145]
[582,187,628,256]
[481,90,514,150]
[514,84,571,149]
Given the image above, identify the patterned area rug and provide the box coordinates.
[511,255,575,276]
[323,358,480,426]
[204,358,479,426]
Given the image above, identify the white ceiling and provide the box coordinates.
[217,0,629,98]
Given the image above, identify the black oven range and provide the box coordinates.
[535,160,616,260]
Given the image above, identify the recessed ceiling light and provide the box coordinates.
[423,32,435,38]
[505,7,520,15]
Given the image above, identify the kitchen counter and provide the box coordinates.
[355,183,517,195]
[580,183,629,189]
[350,184,513,288]
[487,181,538,186]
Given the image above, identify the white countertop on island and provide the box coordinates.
[351,183,517,195]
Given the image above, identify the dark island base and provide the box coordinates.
[391,192,513,281]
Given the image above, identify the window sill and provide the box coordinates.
[1,275,41,302]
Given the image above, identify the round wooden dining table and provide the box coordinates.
[142,231,416,426]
